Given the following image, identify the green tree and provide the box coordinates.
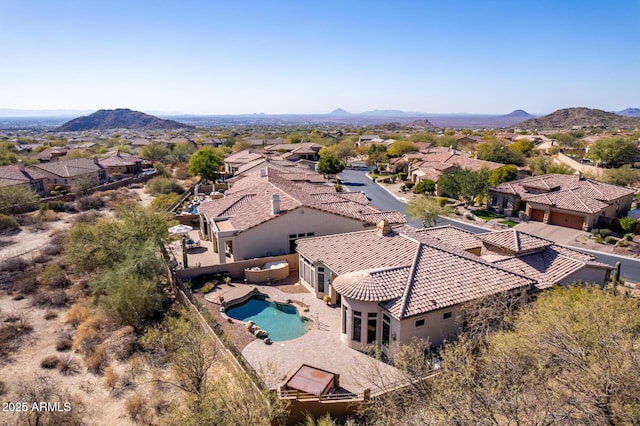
[189,148,224,181]
[387,141,418,157]
[319,141,356,163]
[509,138,534,155]
[586,136,637,167]
[527,155,573,176]
[166,141,196,164]
[489,165,518,187]
[139,143,169,161]
[477,141,524,165]
[619,216,638,234]
[601,165,640,186]
[413,179,436,194]
[437,166,490,204]
[317,155,345,176]
[406,196,455,227]
[0,185,39,215]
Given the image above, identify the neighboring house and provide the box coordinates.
[456,135,483,145]
[488,173,635,230]
[295,223,611,354]
[0,161,48,195]
[30,157,109,191]
[98,151,143,179]
[196,167,405,264]
[406,146,502,189]
[37,147,69,162]
[263,142,322,161]
[244,137,286,147]
[223,150,265,174]
[355,135,383,147]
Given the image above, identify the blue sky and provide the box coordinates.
[0,0,638,115]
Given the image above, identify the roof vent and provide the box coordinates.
[260,168,267,178]
[574,170,582,180]
[271,193,280,215]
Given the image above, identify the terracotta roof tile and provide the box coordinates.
[0,164,47,188]
[477,229,553,254]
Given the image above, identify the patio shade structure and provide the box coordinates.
[168,224,193,235]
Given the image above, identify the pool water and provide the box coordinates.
[189,205,199,214]
[226,297,310,341]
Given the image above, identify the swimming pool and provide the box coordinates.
[225,296,310,341]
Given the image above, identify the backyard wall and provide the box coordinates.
[554,153,603,177]
[176,253,299,281]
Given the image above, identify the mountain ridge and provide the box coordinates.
[515,107,640,130]
[55,108,193,131]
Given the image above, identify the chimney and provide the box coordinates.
[449,145,454,153]
[574,170,582,180]
[376,219,392,236]
[17,160,25,172]
[92,155,99,165]
[270,194,280,215]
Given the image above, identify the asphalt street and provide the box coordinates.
[339,166,640,283]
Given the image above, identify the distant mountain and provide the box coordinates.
[502,109,533,119]
[515,107,640,130]
[329,108,351,115]
[617,108,640,117]
[406,119,437,129]
[55,108,193,131]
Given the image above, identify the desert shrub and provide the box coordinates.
[85,343,108,374]
[38,263,69,288]
[63,201,77,212]
[56,336,73,352]
[145,177,184,195]
[397,172,408,181]
[617,240,630,248]
[173,162,191,179]
[65,303,91,327]
[0,380,6,396]
[334,183,343,192]
[40,355,60,369]
[0,214,19,233]
[125,393,150,424]
[71,210,102,224]
[104,364,119,389]
[605,236,617,244]
[43,310,58,320]
[624,233,633,241]
[599,228,612,237]
[404,182,414,190]
[58,354,80,376]
[76,195,105,211]
[149,192,181,211]
[201,282,216,294]
[593,234,603,244]
[0,256,29,272]
[33,253,52,264]
[31,290,70,308]
[100,277,165,328]
[10,272,38,294]
[40,200,65,212]
[436,196,448,207]
[38,209,59,222]
[106,326,138,361]
[16,375,85,425]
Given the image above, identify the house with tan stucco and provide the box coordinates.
[295,222,612,355]
[196,166,405,264]
[488,172,635,230]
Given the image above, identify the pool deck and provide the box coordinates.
[237,285,404,394]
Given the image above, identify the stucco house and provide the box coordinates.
[98,151,143,179]
[488,173,635,230]
[197,167,405,264]
[296,222,612,354]
[30,157,109,191]
[223,150,265,174]
[0,161,48,195]
[263,142,322,161]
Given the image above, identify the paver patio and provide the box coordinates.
[235,284,404,395]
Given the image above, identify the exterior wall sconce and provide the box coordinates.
[391,332,396,341]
